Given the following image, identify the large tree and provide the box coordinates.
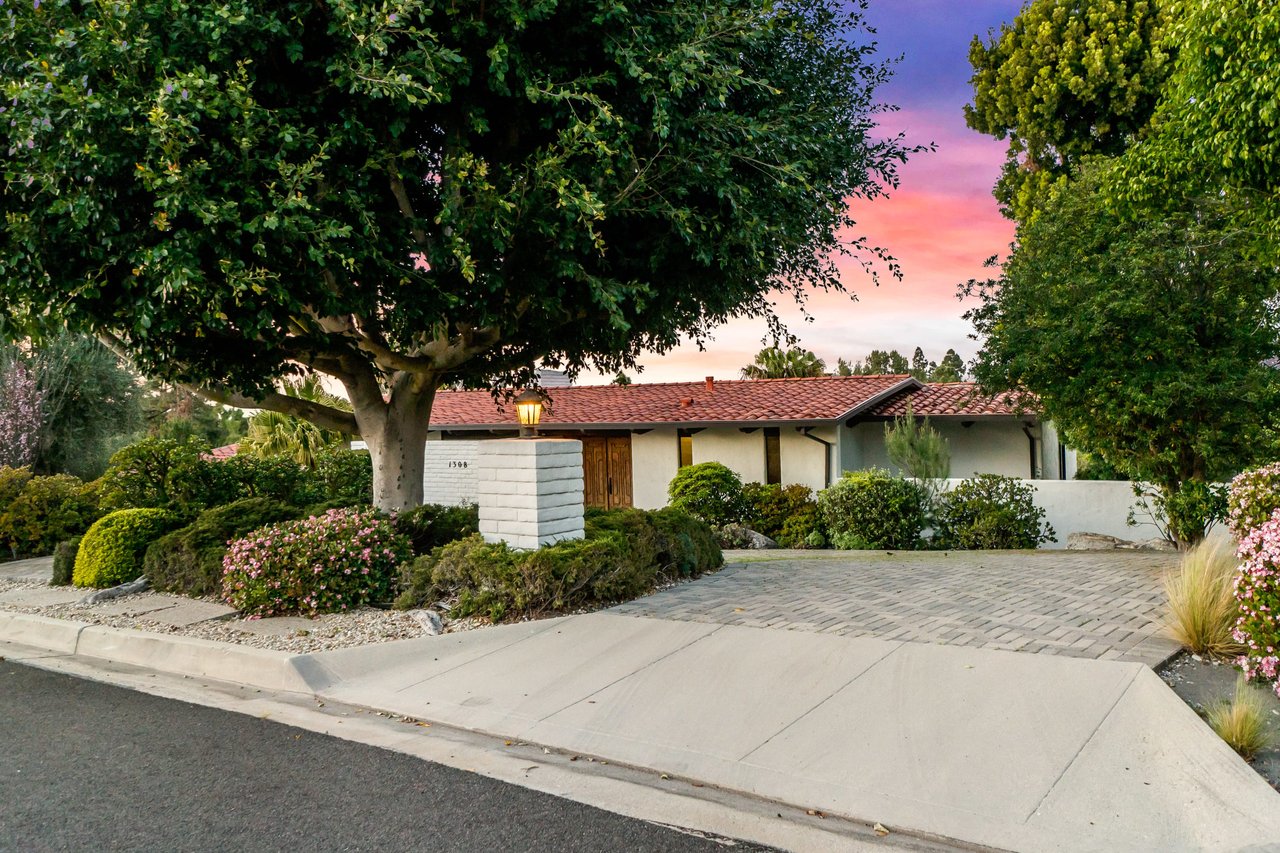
[1,0,917,509]
[1116,0,1280,249]
[741,346,826,379]
[965,0,1170,221]
[965,166,1280,546]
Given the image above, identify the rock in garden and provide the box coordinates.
[79,576,151,605]
[410,609,444,636]
[717,524,779,550]
[1066,532,1127,551]
[1126,538,1178,552]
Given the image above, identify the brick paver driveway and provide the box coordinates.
[612,550,1184,667]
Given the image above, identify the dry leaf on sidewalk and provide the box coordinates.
[873,822,889,836]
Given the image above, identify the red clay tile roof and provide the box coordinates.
[868,382,1028,418]
[207,443,240,460]
[429,375,918,429]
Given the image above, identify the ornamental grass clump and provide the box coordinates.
[1163,538,1244,657]
[1206,676,1274,760]
[1233,509,1280,700]
[222,508,411,617]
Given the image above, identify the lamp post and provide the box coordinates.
[515,389,544,438]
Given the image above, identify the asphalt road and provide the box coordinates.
[0,661,762,853]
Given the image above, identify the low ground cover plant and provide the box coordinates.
[932,474,1054,549]
[222,508,411,617]
[145,498,302,597]
[1163,538,1244,657]
[1234,509,1280,700]
[394,507,720,621]
[667,462,748,527]
[742,482,822,547]
[817,469,926,550]
[73,508,180,588]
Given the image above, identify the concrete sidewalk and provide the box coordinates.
[4,605,1280,851]
[296,612,1280,853]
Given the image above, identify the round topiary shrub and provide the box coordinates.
[1234,508,1280,700]
[222,507,411,616]
[667,462,748,526]
[144,498,302,597]
[933,474,1055,550]
[817,469,926,550]
[73,508,181,588]
[1228,462,1280,540]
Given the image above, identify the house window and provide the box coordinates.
[678,429,693,468]
[764,427,781,485]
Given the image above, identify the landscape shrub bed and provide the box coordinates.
[1233,509,1280,700]
[73,508,180,588]
[933,474,1055,549]
[743,482,822,547]
[222,508,411,617]
[394,507,720,620]
[145,498,302,597]
[52,537,81,586]
[817,469,926,550]
[667,462,748,526]
[0,468,102,559]
[394,503,479,556]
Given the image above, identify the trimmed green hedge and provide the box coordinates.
[817,469,926,550]
[933,475,1055,549]
[144,498,302,597]
[0,469,102,559]
[394,503,479,556]
[394,507,721,620]
[73,508,180,588]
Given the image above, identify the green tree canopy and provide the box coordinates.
[741,346,826,379]
[930,349,966,383]
[1116,0,1280,248]
[965,0,1170,221]
[965,166,1280,545]
[1,0,918,509]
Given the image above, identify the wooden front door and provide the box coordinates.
[581,435,633,509]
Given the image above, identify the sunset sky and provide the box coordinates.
[581,0,1024,384]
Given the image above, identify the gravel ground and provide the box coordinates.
[0,577,491,654]
[1159,653,1280,791]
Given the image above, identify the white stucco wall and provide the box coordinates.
[844,419,1033,479]
[779,427,836,492]
[693,427,766,484]
[632,429,680,510]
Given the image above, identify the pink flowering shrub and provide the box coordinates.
[0,361,43,469]
[221,508,411,617]
[1233,508,1280,700]
[1227,462,1280,540]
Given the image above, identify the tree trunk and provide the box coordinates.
[354,385,435,512]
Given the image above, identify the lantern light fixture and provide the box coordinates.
[515,389,544,438]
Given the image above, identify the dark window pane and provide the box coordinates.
[764,427,781,485]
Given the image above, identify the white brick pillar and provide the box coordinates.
[476,438,584,550]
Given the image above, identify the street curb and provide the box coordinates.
[0,612,311,694]
[0,611,88,654]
